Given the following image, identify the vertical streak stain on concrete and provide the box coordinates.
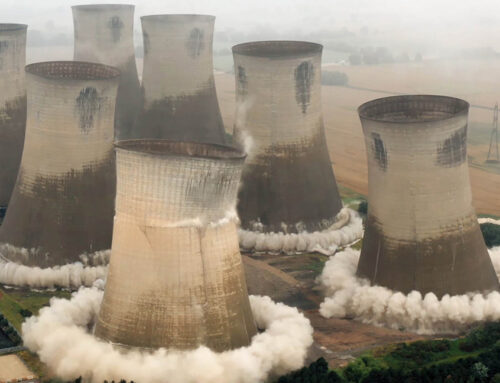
[186,27,205,58]
[371,132,388,171]
[73,5,141,140]
[75,87,102,134]
[108,15,123,43]
[436,125,467,167]
[0,24,27,207]
[294,60,314,114]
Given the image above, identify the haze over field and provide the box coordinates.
[2,0,500,60]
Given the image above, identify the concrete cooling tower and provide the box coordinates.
[357,95,499,297]
[233,41,343,234]
[72,4,141,140]
[0,24,27,207]
[95,140,256,351]
[0,61,120,267]
[136,15,226,144]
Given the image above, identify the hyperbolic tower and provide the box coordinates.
[136,15,226,144]
[72,4,141,140]
[233,41,343,233]
[95,140,256,351]
[0,61,120,267]
[0,24,27,207]
[357,95,499,297]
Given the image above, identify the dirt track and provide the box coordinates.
[243,254,426,367]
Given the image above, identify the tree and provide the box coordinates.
[471,362,488,382]
[322,71,349,86]
[358,201,368,215]
[348,53,362,66]
[480,223,500,248]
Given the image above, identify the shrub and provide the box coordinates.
[276,358,344,383]
[358,200,368,215]
[480,223,500,248]
[390,340,451,365]
[322,71,349,86]
[19,308,32,318]
[471,362,488,382]
[460,322,500,352]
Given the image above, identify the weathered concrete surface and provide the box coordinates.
[0,61,119,267]
[357,95,499,297]
[95,140,256,351]
[136,15,226,144]
[0,24,27,207]
[73,4,141,140]
[233,41,342,233]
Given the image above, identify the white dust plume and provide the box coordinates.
[233,96,255,157]
[318,247,500,335]
[239,208,363,255]
[22,288,313,383]
[0,244,109,289]
[478,217,500,225]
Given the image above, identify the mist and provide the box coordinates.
[318,247,500,335]
[22,288,314,383]
[2,0,500,64]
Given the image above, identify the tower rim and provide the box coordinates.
[71,4,134,11]
[115,139,246,160]
[25,61,121,81]
[232,40,323,58]
[0,24,27,31]
[358,94,469,124]
[141,14,215,22]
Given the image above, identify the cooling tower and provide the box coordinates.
[72,4,141,140]
[0,24,27,207]
[95,140,256,351]
[136,15,226,144]
[233,41,343,233]
[357,95,499,297]
[0,61,120,267]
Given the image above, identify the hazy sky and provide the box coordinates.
[2,0,500,53]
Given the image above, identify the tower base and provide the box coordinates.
[357,216,500,297]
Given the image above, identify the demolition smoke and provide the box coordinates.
[0,245,108,289]
[23,288,313,383]
[239,208,363,255]
[478,218,500,225]
[319,247,500,334]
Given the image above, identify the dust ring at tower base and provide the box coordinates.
[0,245,109,289]
[22,288,313,383]
[318,247,500,335]
[239,208,363,255]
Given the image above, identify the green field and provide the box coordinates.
[0,288,70,331]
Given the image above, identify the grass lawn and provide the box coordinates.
[0,287,70,332]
